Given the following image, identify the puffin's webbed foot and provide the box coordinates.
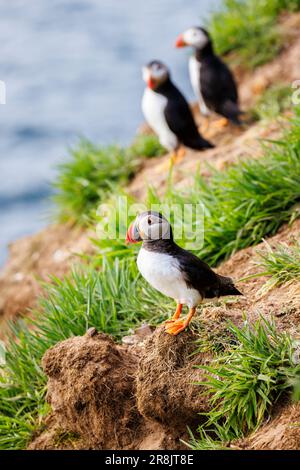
[212,117,229,129]
[165,318,188,335]
[165,307,196,336]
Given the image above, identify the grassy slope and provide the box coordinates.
[94,109,300,266]
[1,0,300,451]
[210,0,300,68]
[190,319,300,447]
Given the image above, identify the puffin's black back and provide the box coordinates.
[156,79,214,150]
[143,238,242,299]
[196,49,241,124]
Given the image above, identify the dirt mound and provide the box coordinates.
[30,327,210,450]
[37,329,141,450]
[0,224,94,338]
[238,402,300,450]
[137,327,211,430]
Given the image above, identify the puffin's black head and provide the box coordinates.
[126,211,172,244]
[175,26,211,50]
[142,61,170,90]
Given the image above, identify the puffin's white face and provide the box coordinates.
[126,211,171,243]
[142,61,169,90]
[176,27,209,50]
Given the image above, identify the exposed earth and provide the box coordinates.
[1,12,300,450]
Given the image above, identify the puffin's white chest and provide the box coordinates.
[142,87,178,151]
[137,247,202,308]
[189,56,210,116]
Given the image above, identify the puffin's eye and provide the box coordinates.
[147,217,152,225]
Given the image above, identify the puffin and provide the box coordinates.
[141,60,214,163]
[126,211,242,335]
[175,27,242,126]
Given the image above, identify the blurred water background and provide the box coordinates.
[0,0,221,265]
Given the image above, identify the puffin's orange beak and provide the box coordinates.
[126,222,140,244]
[175,34,186,48]
[147,77,155,89]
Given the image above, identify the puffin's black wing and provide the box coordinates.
[175,246,242,299]
[200,56,242,124]
[163,85,213,150]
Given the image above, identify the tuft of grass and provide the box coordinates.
[0,259,171,449]
[254,239,300,294]
[129,134,165,159]
[193,318,300,442]
[185,428,228,450]
[250,84,292,121]
[209,0,300,68]
[53,140,139,223]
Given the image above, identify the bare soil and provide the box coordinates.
[238,401,300,450]
[29,327,211,450]
[0,224,95,338]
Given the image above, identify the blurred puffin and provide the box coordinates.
[176,27,242,126]
[142,60,214,163]
[126,211,242,335]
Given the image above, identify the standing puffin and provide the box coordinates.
[142,60,214,163]
[126,211,242,335]
[175,27,242,126]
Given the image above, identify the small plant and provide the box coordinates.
[186,428,228,450]
[193,318,300,443]
[254,239,300,294]
[129,134,165,158]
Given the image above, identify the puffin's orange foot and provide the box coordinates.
[164,318,176,325]
[173,147,186,164]
[165,319,189,336]
[164,304,183,326]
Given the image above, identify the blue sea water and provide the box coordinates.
[0,0,221,266]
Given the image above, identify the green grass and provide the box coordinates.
[250,84,292,121]
[129,134,165,159]
[0,259,171,449]
[209,0,300,68]
[53,135,165,223]
[191,318,300,446]
[253,239,300,294]
[93,107,300,267]
[186,428,228,450]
